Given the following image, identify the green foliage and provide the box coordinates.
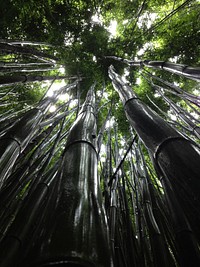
[138,1,200,64]
[0,0,199,138]
[0,2,200,267]
[0,83,46,115]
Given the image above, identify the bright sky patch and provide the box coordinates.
[107,20,117,37]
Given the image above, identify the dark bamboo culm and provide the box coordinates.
[0,80,79,190]
[15,85,113,267]
[109,65,200,267]
[106,56,200,81]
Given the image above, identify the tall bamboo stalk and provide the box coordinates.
[109,65,200,265]
[19,86,113,267]
[106,56,200,81]
[0,42,58,61]
[0,75,74,86]
[0,79,78,189]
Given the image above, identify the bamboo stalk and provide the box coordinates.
[109,65,200,264]
[19,86,113,266]
[106,56,200,81]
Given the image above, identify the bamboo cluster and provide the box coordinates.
[0,44,200,266]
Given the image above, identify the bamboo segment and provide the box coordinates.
[0,75,69,87]
[0,80,79,189]
[0,108,45,189]
[19,86,112,266]
[0,167,58,267]
[106,56,200,81]
[143,70,200,108]
[109,65,200,265]
[0,42,57,61]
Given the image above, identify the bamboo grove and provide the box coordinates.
[0,41,200,267]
